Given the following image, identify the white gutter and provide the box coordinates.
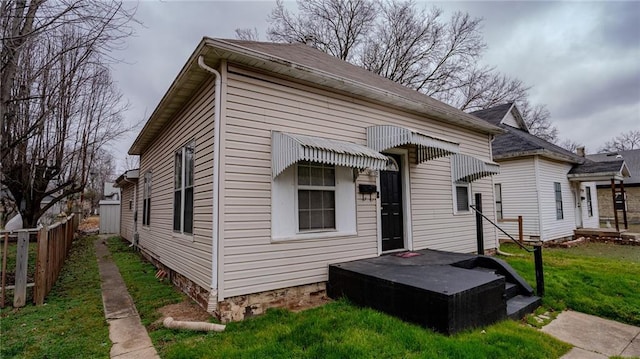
[197,56,222,311]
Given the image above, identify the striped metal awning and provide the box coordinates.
[272,131,388,178]
[451,154,500,182]
[366,125,459,163]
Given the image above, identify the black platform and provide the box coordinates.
[327,249,541,335]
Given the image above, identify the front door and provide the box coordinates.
[380,154,404,251]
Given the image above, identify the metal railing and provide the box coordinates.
[470,203,544,297]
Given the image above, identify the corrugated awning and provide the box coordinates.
[451,154,500,182]
[272,131,388,178]
[366,125,459,163]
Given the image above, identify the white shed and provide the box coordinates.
[99,199,121,234]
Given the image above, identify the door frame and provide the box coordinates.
[377,148,413,255]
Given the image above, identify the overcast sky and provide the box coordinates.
[110,0,640,173]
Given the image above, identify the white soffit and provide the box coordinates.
[272,131,388,178]
[451,154,500,182]
[366,125,459,163]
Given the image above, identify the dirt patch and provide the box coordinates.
[151,300,214,329]
[78,216,99,234]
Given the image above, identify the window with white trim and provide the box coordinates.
[554,182,563,220]
[173,141,194,234]
[143,171,151,226]
[495,183,503,220]
[297,161,335,231]
[271,163,356,240]
[455,182,471,213]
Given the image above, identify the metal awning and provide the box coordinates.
[366,125,459,163]
[451,154,500,182]
[272,131,388,178]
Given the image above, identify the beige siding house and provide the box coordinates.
[114,169,138,242]
[472,103,628,242]
[120,38,508,321]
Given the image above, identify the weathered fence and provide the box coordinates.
[0,213,79,308]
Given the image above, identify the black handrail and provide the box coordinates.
[470,204,544,297]
[470,204,533,253]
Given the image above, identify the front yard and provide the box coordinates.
[1,235,638,358]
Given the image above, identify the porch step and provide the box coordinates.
[505,282,518,300]
[507,295,542,320]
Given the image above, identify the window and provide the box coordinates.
[297,161,335,231]
[455,182,471,213]
[173,141,194,234]
[142,171,151,226]
[586,186,593,217]
[129,200,133,211]
[495,183,503,220]
[554,182,563,220]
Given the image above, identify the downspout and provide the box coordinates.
[197,56,222,312]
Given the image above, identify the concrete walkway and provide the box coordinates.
[95,237,160,358]
[542,310,640,358]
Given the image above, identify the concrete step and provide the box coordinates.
[507,295,542,320]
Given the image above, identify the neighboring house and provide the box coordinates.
[103,182,120,201]
[587,149,640,225]
[119,38,509,322]
[472,103,629,242]
[114,169,139,244]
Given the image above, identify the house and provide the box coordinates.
[587,149,640,226]
[472,103,629,242]
[117,38,537,325]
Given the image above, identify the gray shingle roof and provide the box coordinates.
[587,149,640,184]
[568,160,625,175]
[470,103,514,126]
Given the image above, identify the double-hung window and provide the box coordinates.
[142,171,151,226]
[173,141,195,234]
[495,183,503,220]
[297,161,335,231]
[586,186,593,217]
[554,182,563,220]
[455,182,471,213]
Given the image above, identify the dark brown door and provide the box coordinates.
[380,154,404,251]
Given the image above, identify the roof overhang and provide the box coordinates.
[114,169,140,187]
[129,38,503,155]
[567,162,631,182]
[494,149,584,164]
[366,125,459,164]
[272,131,387,178]
[451,154,500,182]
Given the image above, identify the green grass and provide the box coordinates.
[106,236,570,359]
[0,235,109,358]
[500,242,640,326]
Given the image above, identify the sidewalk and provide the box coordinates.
[95,236,160,359]
[542,310,640,358]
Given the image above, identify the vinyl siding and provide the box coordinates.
[119,181,136,242]
[536,157,576,241]
[138,79,215,290]
[221,65,497,298]
[492,158,541,240]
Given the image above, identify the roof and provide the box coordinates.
[490,124,586,164]
[114,169,140,187]
[129,38,503,155]
[470,103,514,127]
[567,160,629,182]
[587,149,640,185]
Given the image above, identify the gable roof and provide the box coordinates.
[129,38,502,155]
[587,149,640,185]
[470,103,514,127]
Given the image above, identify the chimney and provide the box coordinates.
[576,146,585,157]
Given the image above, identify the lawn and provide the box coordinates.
[500,242,640,326]
[106,236,570,359]
[0,235,110,358]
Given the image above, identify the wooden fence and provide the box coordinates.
[0,213,79,308]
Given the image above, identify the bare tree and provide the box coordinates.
[558,138,584,153]
[235,27,260,41]
[517,100,557,142]
[599,130,640,152]
[1,0,136,227]
[252,0,555,139]
[267,0,377,61]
